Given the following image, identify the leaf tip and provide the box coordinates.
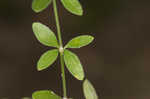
[37,66,42,71]
[32,7,40,13]
[79,76,84,81]
[75,73,84,80]
[74,7,83,16]
[90,36,94,42]
[77,10,83,16]
[78,72,85,80]
[37,64,44,71]
[31,2,40,13]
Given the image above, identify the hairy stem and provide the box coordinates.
[53,0,67,98]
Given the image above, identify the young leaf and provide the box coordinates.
[65,35,94,48]
[64,49,84,80]
[83,79,98,99]
[37,49,58,71]
[32,22,59,48]
[32,0,52,13]
[32,90,61,99]
[61,0,83,16]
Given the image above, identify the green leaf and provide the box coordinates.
[21,97,31,99]
[37,49,58,71]
[61,0,83,16]
[32,90,61,99]
[32,22,59,48]
[65,35,94,48]
[83,79,98,99]
[32,0,52,13]
[64,49,84,80]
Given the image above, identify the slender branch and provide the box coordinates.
[60,53,67,98]
[53,0,67,98]
[53,0,63,47]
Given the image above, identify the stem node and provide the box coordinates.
[59,46,64,53]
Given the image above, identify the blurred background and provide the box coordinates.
[0,0,147,99]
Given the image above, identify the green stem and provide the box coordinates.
[53,0,63,47]
[53,0,67,98]
[60,53,67,98]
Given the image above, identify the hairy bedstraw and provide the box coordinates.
[31,0,98,99]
